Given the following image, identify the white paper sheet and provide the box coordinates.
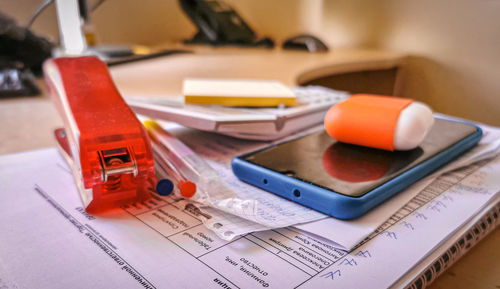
[155,122,327,240]
[294,124,500,250]
[0,148,498,289]
[389,199,499,289]
[295,122,500,251]
[160,121,500,247]
[0,149,337,289]
[301,156,500,288]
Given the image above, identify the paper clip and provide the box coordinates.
[44,56,155,212]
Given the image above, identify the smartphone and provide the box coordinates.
[231,118,482,219]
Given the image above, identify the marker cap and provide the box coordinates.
[178,180,197,198]
[156,179,174,196]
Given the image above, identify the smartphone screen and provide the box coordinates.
[240,119,477,197]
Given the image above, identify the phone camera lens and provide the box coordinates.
[293,189,301,198]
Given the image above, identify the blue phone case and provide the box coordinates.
[231,119,482,219]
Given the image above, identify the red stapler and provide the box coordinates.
[43,56,155,212]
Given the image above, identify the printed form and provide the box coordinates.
[0,147,498,289]
[153,122,328,240]
[161,122,500,249]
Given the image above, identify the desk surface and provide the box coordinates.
[0,47,497,289]
[109,47,404,98]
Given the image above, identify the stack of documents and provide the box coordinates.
[148,120,500,248]
[0,121,499,288]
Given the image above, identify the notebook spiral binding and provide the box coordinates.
[406,202,500,289]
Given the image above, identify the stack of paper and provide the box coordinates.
[156,121,500,250]
[0,143,498,288]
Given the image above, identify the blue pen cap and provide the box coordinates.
[156,179,174,196]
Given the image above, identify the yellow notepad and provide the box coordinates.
[183,78,296,107]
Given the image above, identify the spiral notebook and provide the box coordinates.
[397,201,499,289]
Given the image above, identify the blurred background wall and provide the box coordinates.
[2,0,499,125]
